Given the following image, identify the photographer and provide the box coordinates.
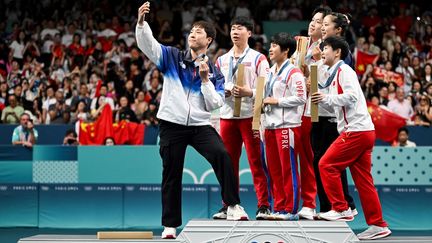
[62,129,78,146]
[12,113,38,147]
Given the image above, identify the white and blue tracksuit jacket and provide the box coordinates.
[136,22,225,126]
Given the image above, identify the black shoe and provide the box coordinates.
[256,205,271,220]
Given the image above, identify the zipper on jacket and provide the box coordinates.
[185,66,196,125]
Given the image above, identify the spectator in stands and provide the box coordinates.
[146,77,162,105]
[104,137,115,146]
[411,80,423,102]
[9,30,26,67]
[269,1,288,21]
[41,86,57,124]
[29,99,42,124]
[62,129,78,146]
[232,0,251,19]
[388,87,414,121]
[396,56,416,93]
[142,100,158,126]
[421,63,432,85]
[414,95,432,127]
[70,83,92,112]
[387,81,397,101]
[11,113,38,147]
[7,60,21,90]
[426,83,432,102]
[70,100,90,123]
[393,127,416,147]
[412,56,422,81]
[377,49,390,67]
[132,90,148,121]
[1,94,24,124]
[114,96,138,123]
[378,85,389,106]
[90,87,114,120]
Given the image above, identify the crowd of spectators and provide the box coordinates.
[0,0,431,143]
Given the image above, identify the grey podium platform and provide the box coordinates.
[19,219,359,243]
[20,220,432,243]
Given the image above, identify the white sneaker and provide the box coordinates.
[351,208,358,216]
[357,225,392,240]
[319,208,354,221]
[270,211,299,221]
[161,227,176,239]
[227,204,249,220]
[212,206,227,219]
[298,207,316,220]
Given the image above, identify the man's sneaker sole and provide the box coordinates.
[213,215,227,220]
[256,214,268,220]
[227,216,248,221]
[321,215,354,221]
[298,213,314,220]
[358,229,392,240]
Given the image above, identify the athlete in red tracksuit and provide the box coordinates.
[214,16,271,220]
[311,36,391,240]
[263,32,306,220]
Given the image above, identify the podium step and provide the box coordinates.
[177,219,359,242]
[20,220,430,243]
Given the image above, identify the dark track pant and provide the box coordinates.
[310,116,356,212]
[159,120,240,227]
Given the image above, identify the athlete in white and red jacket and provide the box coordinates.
[263,32,306,220]
[311,36,391,241]
[213,17,271,220]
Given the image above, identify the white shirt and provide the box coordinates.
[61,34,73,46]
[40,28,60,40]
[320,62,375,133]
[387,99,414,120]
[9,41,24,59]
[118,31,136,47]
[216,46,269,119]
[316,59,336,117]
[263,60,306,129]
[395,140,416,147]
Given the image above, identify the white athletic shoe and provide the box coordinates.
[357,225,392,240]
[270,211,299,221]
[161,227,176,239]
[319,208,354,221]
[212,206,227,219]
[351,208,358,216]
[227,204,249,221]
[298,207,316,220]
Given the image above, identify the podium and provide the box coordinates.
[19,219,360,243]
[177,219,358,242]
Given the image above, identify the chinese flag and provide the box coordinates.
[356,50,378,74]
[112,120,145,145]
[79,105,145,145]
[79,105,114,145]
[367,102,406,143]
[373,67,405,87]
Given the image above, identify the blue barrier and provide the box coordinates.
[1,124,430,145]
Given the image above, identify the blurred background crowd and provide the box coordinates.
[0,0,431,136]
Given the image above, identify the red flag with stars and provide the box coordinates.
[79,105,145,145]
[367,102,406,143]
[355,50,378,75]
